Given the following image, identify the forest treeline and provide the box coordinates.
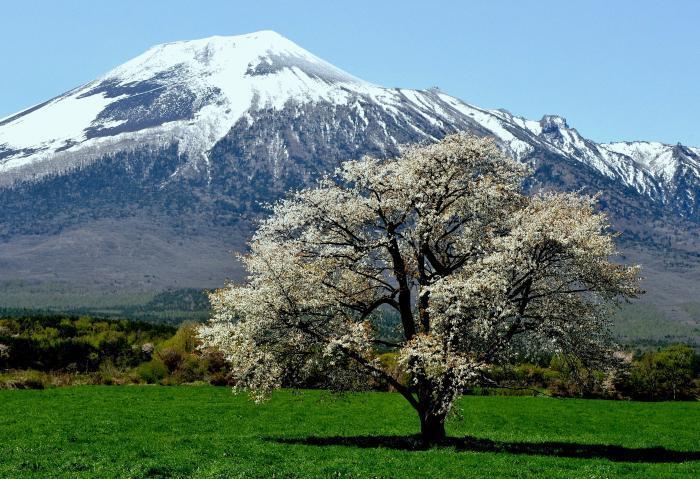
[0,315,698,401]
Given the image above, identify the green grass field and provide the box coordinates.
[0,387,698,478]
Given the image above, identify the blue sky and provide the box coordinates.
[1,0,698,145]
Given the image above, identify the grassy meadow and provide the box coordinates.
[0,387,698,478]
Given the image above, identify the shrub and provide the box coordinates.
[155,323,201,374]
[136,360,168,384]
[5,371,48,389]
[548,356,615,399]
[512,364,551,388]
[158,323,200,354]
[208,372,231,386]
[202,350,227,373]
[157,348,184,373]
[376,352,407,389]
[173,355,207,384]
[92,360,121,385]
[623,344,697,400]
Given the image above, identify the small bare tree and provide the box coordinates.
[199,134,639,444]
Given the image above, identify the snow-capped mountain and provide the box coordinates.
[0,31,698,324]
[1,30,697,218]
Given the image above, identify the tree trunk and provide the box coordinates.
[419,411,447,445]
[414,376,448,445]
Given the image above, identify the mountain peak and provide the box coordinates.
[147,30,293,52]
[540,114,569,130]
[0,30,372,175]
[103,30,329,83]
[168,29,286,43]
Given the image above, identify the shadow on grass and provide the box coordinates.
[270,435,700,463]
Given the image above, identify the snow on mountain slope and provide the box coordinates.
[0,30,698,217]
[0,31,373,174]
[602,141,700,183]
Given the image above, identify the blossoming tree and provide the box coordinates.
[199,134,639,444]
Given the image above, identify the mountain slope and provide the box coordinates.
[0,31,698,332]
[2,31,698,218]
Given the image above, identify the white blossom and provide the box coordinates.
[199,134,640,441]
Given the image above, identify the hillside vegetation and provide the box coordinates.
[1,315,698,400]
